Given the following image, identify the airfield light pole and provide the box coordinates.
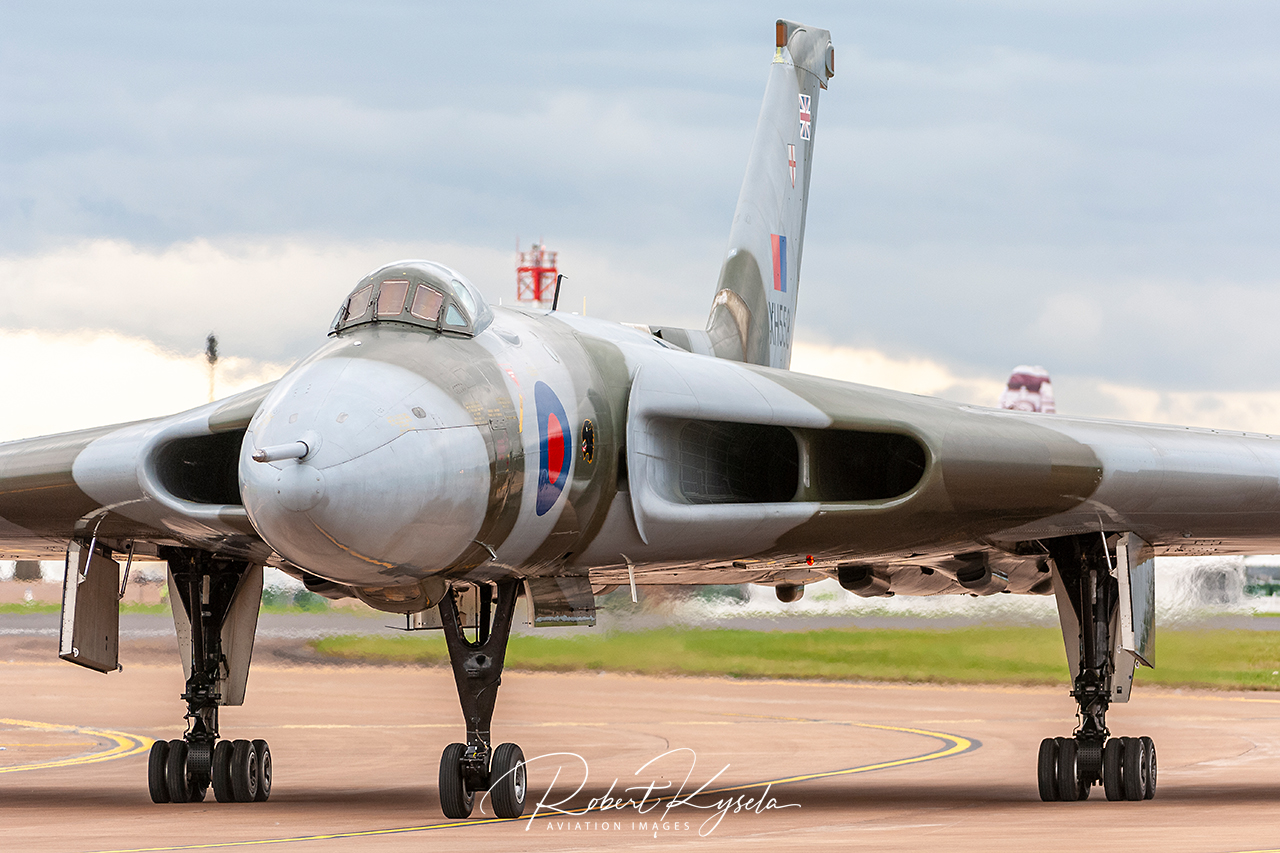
[516,242,558,307]
[205,333,219,403]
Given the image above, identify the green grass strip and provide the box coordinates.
[0,596,329,616]
[0,602,61,614]
[0,601,172,615]
[310,626,1280,691]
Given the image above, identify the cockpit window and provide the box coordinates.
[410,285,443,321]
[345,284,374,323]
[331,261,493,337]
[453,280,478,317]
[377,280,409,316]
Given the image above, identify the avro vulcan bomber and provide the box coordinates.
[0,19,1270,813]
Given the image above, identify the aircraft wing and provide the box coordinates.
[505,338,1276,599]
[0,383,275,562]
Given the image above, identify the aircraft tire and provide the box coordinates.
[1036,738,1058,801]
[186,742,210,802]
[212,741,235,803]
[1122,737,1145,801]
[439,742,474,819]
[1102,739,1124,801]
[230,739,259,803]
[1141,737,1157,800]
[148,740,171,804]
[489,743,527,819]
[1054,737,1079,802]
[253,739,272,802]
[165,739,191,804]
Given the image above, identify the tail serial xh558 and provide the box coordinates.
[0,18,1271,813]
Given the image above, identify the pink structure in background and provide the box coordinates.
[1000,365,1055,413]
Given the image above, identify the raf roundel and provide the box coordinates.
[534,381,571,516]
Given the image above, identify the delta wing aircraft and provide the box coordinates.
[0,19,1272,814]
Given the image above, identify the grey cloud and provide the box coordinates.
[3,2,1280,392]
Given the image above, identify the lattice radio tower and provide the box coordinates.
[516,241,558,307]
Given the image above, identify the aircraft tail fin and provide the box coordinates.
[706,20,834,369]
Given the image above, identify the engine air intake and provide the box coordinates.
[153,431,245,506]
[807,429,926,502]
[677,421,799,504]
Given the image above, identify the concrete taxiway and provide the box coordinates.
[4,632,1280,853]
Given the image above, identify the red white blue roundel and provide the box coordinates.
[535,381,570,516]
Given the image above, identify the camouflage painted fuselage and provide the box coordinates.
[7,290,1280,609]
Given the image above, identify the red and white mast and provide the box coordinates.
[516,241,558,307]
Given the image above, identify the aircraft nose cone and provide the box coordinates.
[239,352,492,585]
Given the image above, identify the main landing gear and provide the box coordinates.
[1038,536,1156,802]
[148,551,272,804]
[437,580,527,819]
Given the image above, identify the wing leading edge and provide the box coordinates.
[0,383,275,561]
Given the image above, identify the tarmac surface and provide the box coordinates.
[4,629,1280,853]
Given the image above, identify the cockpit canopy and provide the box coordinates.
[331,261,493,337]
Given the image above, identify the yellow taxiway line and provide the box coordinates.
[79,717,977,853]
[0,718,153,774]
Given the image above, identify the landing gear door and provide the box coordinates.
[169,570,193,683]
[1111,533,1154,704]
[408,588,478,630]
[167,564,262,706]
[1049,559,1080,677]
[220,565,263,705]
[59,542,120,673]
[523,576,596,627]
[1116,533,1155,668]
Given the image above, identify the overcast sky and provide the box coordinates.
[4,1,1280,433]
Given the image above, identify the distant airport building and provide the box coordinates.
[999,365,1055,413]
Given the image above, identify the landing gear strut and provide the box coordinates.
[147,550,271,804]
[437,580,527,819]
[1038,536,1156,801]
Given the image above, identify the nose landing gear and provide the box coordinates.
[436,580,527,819]
[148,551,272,805]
